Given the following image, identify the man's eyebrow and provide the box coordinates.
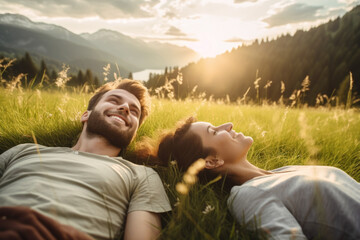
[207,125,211,134]
[108,94,122,100]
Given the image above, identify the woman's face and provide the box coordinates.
[189,121,253,164]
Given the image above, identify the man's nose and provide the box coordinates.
[117,103,130,114]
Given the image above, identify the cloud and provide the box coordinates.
[0,0,161,19]
[327,8,347,18]
[263,3,323,28]
[165,26,187,36]
[141,36,198,42]
[224,38,246,42]
[234,0,259,3]
[163,11,178,19]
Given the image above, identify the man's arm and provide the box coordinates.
[0,206,94,240]
[124,211,161,240]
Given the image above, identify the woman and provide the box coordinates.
[156,117,360,240]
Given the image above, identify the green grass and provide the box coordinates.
[1,88,359,239]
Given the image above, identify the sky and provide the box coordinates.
[0,0,359,58]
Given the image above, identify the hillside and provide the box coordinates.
[0,23,134,76]
[146,5,360,105]
[81,29,200,70]
[0,13,199,79]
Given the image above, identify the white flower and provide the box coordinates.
[202,205,215,214]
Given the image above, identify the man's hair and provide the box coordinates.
[87,79,150,125]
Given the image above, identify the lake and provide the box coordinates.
[133,69,164,82]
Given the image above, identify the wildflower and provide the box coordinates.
[173,198,180,207]
[193,158,206,170]
[191,85,198,94]
[176,183,189,195]
[301,76,310,93]
[281,81,285,94]
[226,94,230,104]
[183,173,197,185]
[175,158,206,195]
[103,64,110,82]
[202,204,215,214]
[254,77,261,89]
[55,64,70,89]
[7,73,25,92]
[264,80,272,89]
[176,72,183,85]
[167,92,174,100]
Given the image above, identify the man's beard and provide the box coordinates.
[86,110,135,149]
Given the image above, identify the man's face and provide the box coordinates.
[85,89,141,149]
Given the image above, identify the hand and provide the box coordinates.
[0,206,94,240]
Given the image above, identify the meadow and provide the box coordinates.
[0,82,359,239]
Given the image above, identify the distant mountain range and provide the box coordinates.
[0,13,200,78]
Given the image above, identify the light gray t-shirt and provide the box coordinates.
[0,144,171,240]
[228,165,360,240]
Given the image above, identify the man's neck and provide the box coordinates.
[72,130,121,157]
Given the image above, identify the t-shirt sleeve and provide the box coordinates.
[0,144,32,178]
[128,167,171,214]
[228,186,308,240]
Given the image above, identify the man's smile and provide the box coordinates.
[107,113,129,126]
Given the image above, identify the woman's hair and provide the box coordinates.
[156,116,215,170]
[134,116,233,188]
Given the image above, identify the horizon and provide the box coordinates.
[0,0,359,58]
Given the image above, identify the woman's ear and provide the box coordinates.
[81,110,91,123]
[204,155,224,169]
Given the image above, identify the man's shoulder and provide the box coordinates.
[113,157,158,175]
[1,143,70,160]
[1,143,39,156]
[6,143,55,151]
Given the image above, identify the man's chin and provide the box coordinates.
[86,110,134,148]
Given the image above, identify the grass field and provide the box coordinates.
[0,87,359,239]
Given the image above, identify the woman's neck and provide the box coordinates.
[220,159,272,185]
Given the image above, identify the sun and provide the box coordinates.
[184,32,239,58]
[178,15,261,58]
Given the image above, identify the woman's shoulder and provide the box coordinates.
[271,165,347,176]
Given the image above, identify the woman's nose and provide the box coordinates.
[216,123,233,132]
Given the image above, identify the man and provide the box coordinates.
[0,79,171,240]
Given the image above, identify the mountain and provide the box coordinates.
[146,5,360,105]
[0,13,200,79]
[0,13,92,48]
[81,29,200,70]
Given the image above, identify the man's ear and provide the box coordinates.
[81,110,91,123]
[204,155,224,169]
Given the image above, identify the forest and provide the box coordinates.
[146,6,360,106]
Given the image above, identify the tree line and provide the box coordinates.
[1,52,100,89]
[146,6,360,106]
